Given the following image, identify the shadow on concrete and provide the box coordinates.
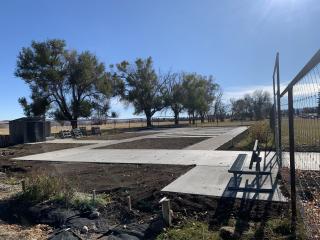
[209,152,283,237]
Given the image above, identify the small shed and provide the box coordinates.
[9,117,51,145]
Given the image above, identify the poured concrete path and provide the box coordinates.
[13,126,286,202]
[162,151,286,202]
[185,127,247,150]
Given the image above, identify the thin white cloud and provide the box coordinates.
[223,82,290,102]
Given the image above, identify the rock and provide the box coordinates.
[49,230,81,240]
[66,216,109,233]
[107,234,140,240]
[81,225,88,234]
[219,226,239,240]
[89,210,100,219]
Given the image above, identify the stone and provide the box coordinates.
[89,210,100,219]
[219,226,239,240]
[81,225,88,234]
[49,230,81,240]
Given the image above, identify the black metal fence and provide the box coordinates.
[273,50,320,238]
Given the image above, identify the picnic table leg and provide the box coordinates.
[256,160,261,190]
[233,173,237,187]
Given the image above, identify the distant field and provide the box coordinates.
[281,117,320,151]
[0,128,8,135]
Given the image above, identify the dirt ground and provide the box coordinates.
[0,141,299,239]
[83,131,156,140]
[97,137,209,149]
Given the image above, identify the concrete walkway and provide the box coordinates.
[162,152,286,202]
[14,126,286,202]
[185,127,247,150]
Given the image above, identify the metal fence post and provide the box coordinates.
[288,87,297,232]
[276,53,282,168]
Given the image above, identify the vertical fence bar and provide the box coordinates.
[288,87,297,232]
[276,53,282,168]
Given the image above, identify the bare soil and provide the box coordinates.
[97,137,209,149]
[0,142,294,239]
[83,131,156,140]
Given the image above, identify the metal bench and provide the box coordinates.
[91,127,101,136]
[60,130,72,139]
[79,127,88,136]
[72,128,83,139]
[249,139,261,169]
[228,153,247,186]
[228,140,272,192]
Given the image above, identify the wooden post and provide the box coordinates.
[92,189,96,203]
[127,196,132,211]
[159,197,172,226]
[21,180,26,192]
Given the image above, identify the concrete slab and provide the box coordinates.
[14,126,288,202]
[14,149,251,166]
[185,127,248,150]
[162,152,286,202]
[162,165,286,202]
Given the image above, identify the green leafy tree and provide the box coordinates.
[116,57,165,127]
[251,90,272,120]
[182,73,218,124]
[15,39,114,128]
[162,72,185,125]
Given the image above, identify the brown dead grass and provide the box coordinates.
[0,223,52,240]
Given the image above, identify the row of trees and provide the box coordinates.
[16,39,219,128]
[230,90,272,121]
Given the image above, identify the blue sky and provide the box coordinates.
[0,0,319,120]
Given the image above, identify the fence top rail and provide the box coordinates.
[280,49,320,97]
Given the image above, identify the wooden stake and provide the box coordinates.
[21,180,26,192]
[159,197,172,226]
[127,196,132,211]
[92,189,96,203]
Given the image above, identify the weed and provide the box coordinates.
[156,221,219,240]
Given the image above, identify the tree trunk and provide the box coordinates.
[192,113,195,124]
[71,118,78,129]
[201,115,205,123]
[146,115,152,127]
[174,111,179,125]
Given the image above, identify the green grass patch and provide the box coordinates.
[16,173,111,211]
[157,221,219,240]
[156,217,306,240]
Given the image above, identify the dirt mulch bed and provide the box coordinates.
[0,143,294,239]
[83,131,156,140]
[1,143,86,158]
[97,137,209,149]
[0,143,87,174]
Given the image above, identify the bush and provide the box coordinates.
[70,192,111,211]
[18,173,76,206]
[157,221,219,240]
[249,121,272,145]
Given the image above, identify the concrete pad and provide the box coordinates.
[13,126,288,203]
[162,152,286,202]
[185,127,248,150]
[282,152,320,171]
[162,165,286,202]
[14,149,251,166]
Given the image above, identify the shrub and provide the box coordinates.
[157,221,219,240]
[19,173,76,205]
[249,121,272,144]
[70,192,111,211]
